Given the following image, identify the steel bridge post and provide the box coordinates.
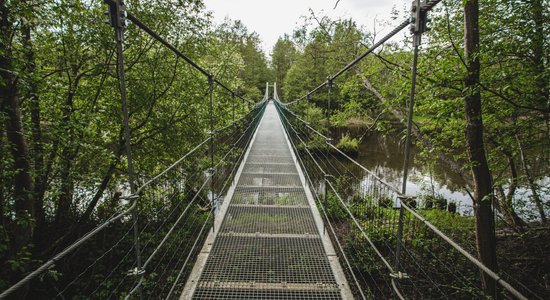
[324,77,333,235]
[395,0,429,292]
[106,0,144,298]
[208,75,215,228]
[326,77,333,139]
[232,92,235,124]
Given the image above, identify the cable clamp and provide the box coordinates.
[127,194,139,201]
[327,76,333,89]
[127,267,145,276]
[390,271,409,279]
[325,137,333,144]
[120,194,140,201]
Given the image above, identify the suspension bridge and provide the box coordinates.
[0,0,534,299]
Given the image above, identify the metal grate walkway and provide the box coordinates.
[182,102,352,299]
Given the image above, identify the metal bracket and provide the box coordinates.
[207,167,215,176]
[410,0,430,46]
[120,193,140,202]
[390,271,410,279]
[327,76,333,89]
[127,267,145,276]
[325,137,333,144]
[104,0,127,28]
[127,194,140,201]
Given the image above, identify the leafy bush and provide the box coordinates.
[423,194,448,210]
[305,106,325,129]
[336,134,359,154]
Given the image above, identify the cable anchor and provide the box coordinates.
[327,76,333,89]
[390,271,410,279]
[127,267,145,276]
[207,167,215,176]
[410,0,431,46]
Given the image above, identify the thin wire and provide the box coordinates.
[56,224,134,296]
[123,104,266,298]
[285,18,410,106]
[281,111,388,297]
[146,208,207,298]
[164,212,211,299]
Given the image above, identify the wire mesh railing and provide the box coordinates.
[0,0,267,298]
[275,95,527,299]
[0,101,266,299]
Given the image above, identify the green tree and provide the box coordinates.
[271,34,297,96]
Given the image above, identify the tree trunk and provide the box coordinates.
[1,0,35,249]
[0,119,5,227]
[516,134,546,223]
[463,0,498,296]
[530,0,549,143]
[1,2,34,297]
[80,156,119,223]
[493,154,526,230]
[21,11,47,243]
[54,84,78,230]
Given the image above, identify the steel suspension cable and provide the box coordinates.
[400,202,528,300]
[282,99,496,296]
[278,107,394,297]
[285,18,410,106]
[164,213,211,299]
[104,0,255,105]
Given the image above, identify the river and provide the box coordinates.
[328,130,549,218]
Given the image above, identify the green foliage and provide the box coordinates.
[423,194,448,210]
[0,0,272,296]
[304,105,324,128]
[336,134,359,154]
[271,34,297,95]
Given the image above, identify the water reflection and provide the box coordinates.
[331,131,548,217]
[333,131,474,212]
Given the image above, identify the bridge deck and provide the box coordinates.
[182,102,352,299]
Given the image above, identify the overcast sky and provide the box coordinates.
[203,0,409,55]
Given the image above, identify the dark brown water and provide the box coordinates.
[347,132,473,211]
[331,131,549,218]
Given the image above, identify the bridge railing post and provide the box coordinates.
[326,76,333,136]
[393,196,407,274]
[106,0,144,298]
[393,1,430,296]
[207,74,216,227]
[232,92,235,124]
[323,77,334,236]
